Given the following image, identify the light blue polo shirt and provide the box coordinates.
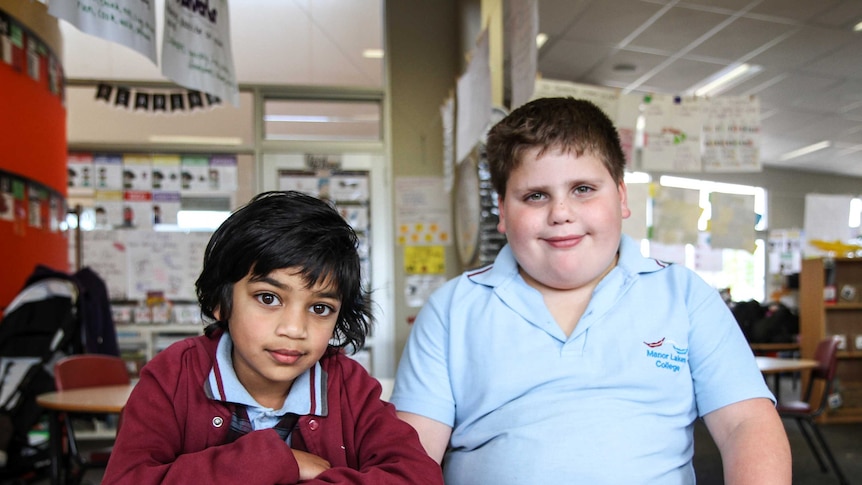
[205,332,327,441]
[392,234,772,484]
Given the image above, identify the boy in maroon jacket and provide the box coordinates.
[104,191,442,485]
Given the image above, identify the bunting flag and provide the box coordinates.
[94,83,222,113]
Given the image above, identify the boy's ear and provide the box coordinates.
[618,181,631,219]
[496,194,507,234]
[213,306,221,321]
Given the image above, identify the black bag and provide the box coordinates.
[731,299,766,342]
[749,303,799,344]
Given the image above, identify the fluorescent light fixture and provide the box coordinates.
[689,63,762,97]
[854,21,862,32]
[363,49,384,59]
[148,135,243,145]
[264,114,379,123]
[536,33,548,49]
[778,141,832,161]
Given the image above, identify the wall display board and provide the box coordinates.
[75,229,212,301]
[278,169,371,285]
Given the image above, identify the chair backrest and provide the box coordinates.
[54,354,130,391]
[811,336,841,382]
[806,336,841,413]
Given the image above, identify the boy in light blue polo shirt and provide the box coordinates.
[392,97,792,484]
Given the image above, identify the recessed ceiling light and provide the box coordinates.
[854,20,862,32]
[536,33,548,49]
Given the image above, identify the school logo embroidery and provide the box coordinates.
[643,337,689,373]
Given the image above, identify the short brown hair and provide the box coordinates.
[485,97,626,198]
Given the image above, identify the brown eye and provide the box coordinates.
[256,293,280,306]
[310,304,334,316]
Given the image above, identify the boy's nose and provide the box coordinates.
[549,200,575,223]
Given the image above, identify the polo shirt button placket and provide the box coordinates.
[308,419,319,431]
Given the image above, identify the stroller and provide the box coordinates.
[0,270,84,483]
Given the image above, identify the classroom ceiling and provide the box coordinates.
[59,0,862,178]
[536,0,862,178]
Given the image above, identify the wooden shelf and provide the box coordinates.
[825,303,862,311]
[822,406,862,424]
[799,257,862,423]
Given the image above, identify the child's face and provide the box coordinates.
[498,147,630,293]
[226,267,340,408]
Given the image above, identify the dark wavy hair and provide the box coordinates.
[195,191,372,353]
[486,97,626,198]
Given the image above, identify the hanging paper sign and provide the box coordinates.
[48,0,157,65]
[161,0,239,106]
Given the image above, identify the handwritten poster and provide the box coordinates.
[709,192,755,251]
[161,0,239,106]
[48,0,157,64]
[641,95,704,172]
[702,96,761,172]
[79,230,212,301]
[650,184,701,246]
[531,79,620,123]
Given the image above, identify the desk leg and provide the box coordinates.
[47,410,62,485]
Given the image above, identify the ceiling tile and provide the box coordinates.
[628,7,728,53]
[747,0,842,23]
[537,0,593,37]
[745,26,854,70]
[811,1,862,29]
[641,58,725,93]
[803,41,862,80]
[687,17,796,61]
[538,39,613,81]
[578,49,670,88]
[556,0,665,45]
[753,73,839,109]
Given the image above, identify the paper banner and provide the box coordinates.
[94,83,221,112]
[161,0,239,106]
[48,0,157,64]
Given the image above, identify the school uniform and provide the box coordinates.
[392,234,772,484]
[103,329,442,485]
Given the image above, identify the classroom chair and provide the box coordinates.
[776,336,849,485]
[53,354,130,484]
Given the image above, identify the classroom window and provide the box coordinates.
[263,99,382,142]
[627,173,767,303]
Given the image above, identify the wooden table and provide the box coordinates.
[756,356,818,399]
[755,356,818,374]
[36,384,134,485]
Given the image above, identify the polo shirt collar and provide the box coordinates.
[204,332,327,417]
[615,234,671,276]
